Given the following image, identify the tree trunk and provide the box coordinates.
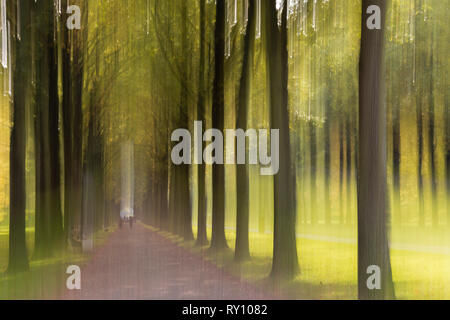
[427,43,438,227]
[309,120,317,225]
[210,0,228,250]
[81,92,97,252]
[196,0,208,246]
[416,73,425,226]
[71,37,84,241]
[446,86,450,227]
[358,0,395,300]
[62,0,74,243]
[8,0,31,273]
[265,0,298,280]
[180,0,193,241]
[345,114,352,224]
[167,0,193,241]
[392,89,401,226]
[339,116,344,224]
[168,162,176,233]
[323,90,332,225]
[160,165,169,230]
[34,1,64,258]
[235,0,256,262]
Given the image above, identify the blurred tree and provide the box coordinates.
[34,0,64,258]
[196,0,208,246]
[358,0,395,300]
[265,0,298,280]
[235,0,256,262]
[210,0,228,251]
[8,0,30,273]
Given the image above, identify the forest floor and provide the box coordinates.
[1,220,449,299]
[61,222,279,300]
[0,228,110,299]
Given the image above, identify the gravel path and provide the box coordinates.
[62,223,276,300]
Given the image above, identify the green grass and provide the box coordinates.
[2,222,449,299]
[0,227,114,300]
[0,228,35,272]
[154,223,450,300]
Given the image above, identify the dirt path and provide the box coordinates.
[62,223,276,300]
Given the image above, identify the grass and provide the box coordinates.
[0,227,114,300]
[147,223,450,300]
[1,221,449,299]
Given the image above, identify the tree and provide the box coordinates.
[309,120,317,225]
[61,0,85,244]
[427,34,437,227]
[265,0,298,280]
[414,0,425,227]
[345,112,353,224]
[234,0,256,262]
[210,0,228,251]
[416,64,425,225]
[195,0,208,246]
[358,0,395,300]
[339,115,344,223]
[70,0,86,243]
[446,82,450,228]
[8,0,31,273]
[34,0,64,258]
[62,0,74,243]
[323,79,332,225]
[177,0,193,241]
[389,51,401,226]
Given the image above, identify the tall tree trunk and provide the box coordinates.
[339,116,344,224]
[178,0,193,241]
[34,0,64,258]
[427,43,437,227]
[345,114,352,224]
[210,0,228,250]
[167,0,193,241]
[158,110,170,231]
[71,27,84,241]
[392,88,401,226]
[48,6,64,247]
[358,0,395,300]
[168,162,176,233]
[62,0,74,243]
[415,0,425,227]
[234,0,256,262]
[8,0,31,273]
[146,176,154,225]
[323,89,332,225]
[265,0,298,280]
[446,85,450,227]
[71,0,87,241]
[81,91,97,252]
[196,0,208,246]
[416,65,425,226]
[93,131,105,232]
[309,120,317,225]
[160,164,169,230]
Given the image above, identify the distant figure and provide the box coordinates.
[120,208,134,229]
[120,140,135,230]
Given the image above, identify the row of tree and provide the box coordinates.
[2,0,447,301]
[139,0,395,298]
[6,0,125,271]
